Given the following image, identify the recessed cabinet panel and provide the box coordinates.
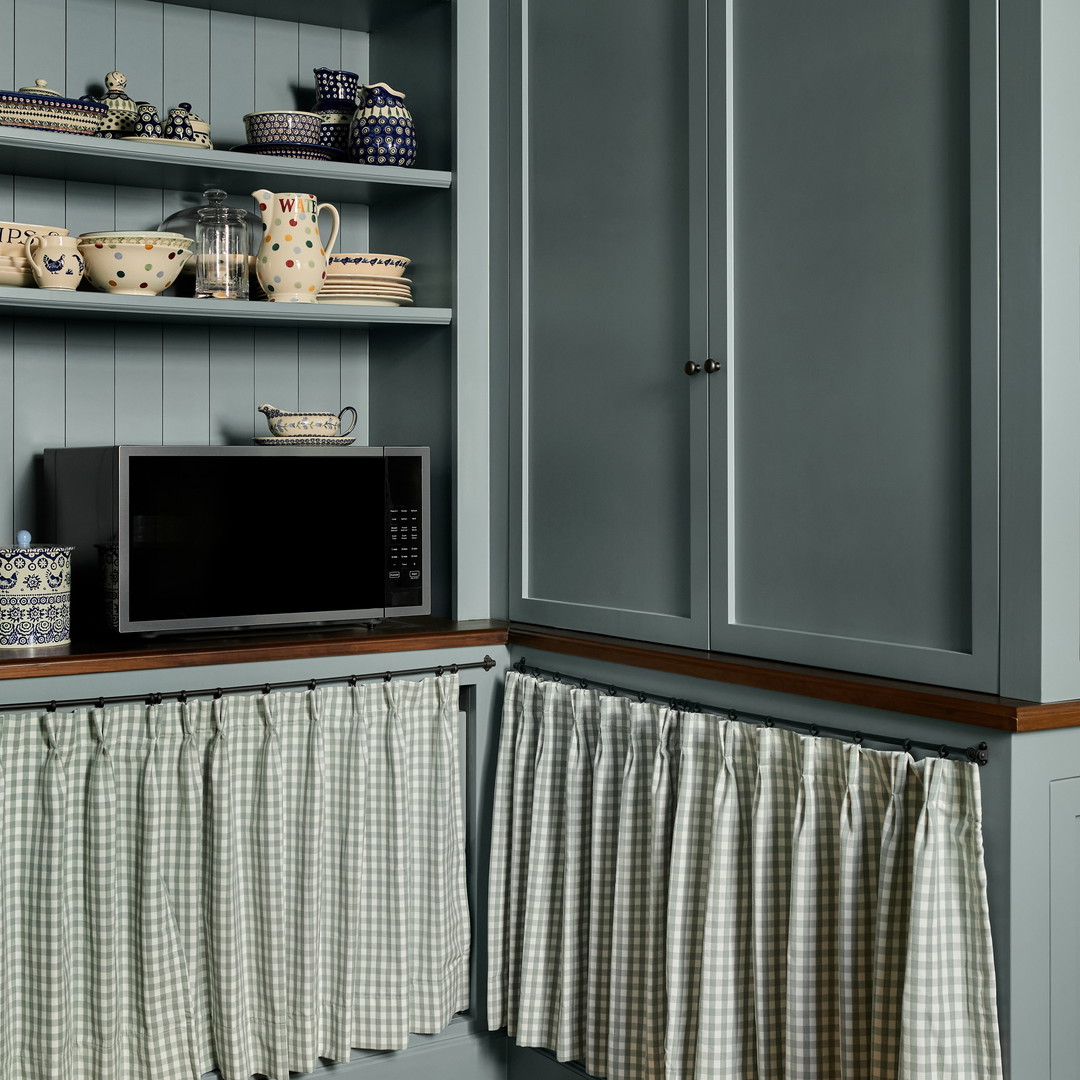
[1050,776,1080,1077]
[710,0,998,689]
[511,0,711,646]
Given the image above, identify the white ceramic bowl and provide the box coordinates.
[79,240,192,295]
[77,230,192,249]
[327,252,411,278]
[0,221,68,245]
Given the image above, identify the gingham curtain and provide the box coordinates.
[487,671,1002,1080]
[0,674,469,1080]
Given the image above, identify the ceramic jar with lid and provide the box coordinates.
[0,78,106,135]
[0,531,72,648]
[96,71,137,137]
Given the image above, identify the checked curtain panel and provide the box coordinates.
[0,674,470,1080]
[487,671,1003,1080]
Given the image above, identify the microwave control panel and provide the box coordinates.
[384,452,427,611]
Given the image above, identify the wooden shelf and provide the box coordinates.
[0,619,508,682]
[0,129,451,203]
[0,286,450,327]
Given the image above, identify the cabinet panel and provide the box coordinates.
[509,0,710,647]
[709,0,998,689]
[1050,776,1080,1077]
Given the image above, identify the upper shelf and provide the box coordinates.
[176,0,448,32]
[0,129,452,204]
[0,287,451,328]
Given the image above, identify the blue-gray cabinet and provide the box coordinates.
[509,0,1001,693]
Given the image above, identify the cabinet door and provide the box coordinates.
[709,0,999,690]
[508,0,713,647]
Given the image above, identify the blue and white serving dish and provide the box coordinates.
[0,532,72,648]
[0,78,106,136]
[243,109,322,145]
[231,140,346,162]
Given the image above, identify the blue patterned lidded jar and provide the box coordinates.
[0,533,73,648]
[348,82,417,167]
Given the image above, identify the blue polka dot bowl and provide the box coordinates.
[243,110,322,146]
[77,231,193,295]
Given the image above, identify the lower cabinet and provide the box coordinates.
[508,0,1000,692]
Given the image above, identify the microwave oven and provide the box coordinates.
[44,444,430,634]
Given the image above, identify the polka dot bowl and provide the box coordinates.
[78,235,193,296]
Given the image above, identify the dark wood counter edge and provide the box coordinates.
[507,623,1080,734]
[0,620,511,681]
[3,616,1080,732]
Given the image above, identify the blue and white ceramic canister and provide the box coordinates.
[133,101,162,138]
[0,532,72,647]
[348,82,416,167]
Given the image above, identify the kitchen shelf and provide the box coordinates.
[0,286,451,327]
[175,0,448,32]
[0,129,452,204]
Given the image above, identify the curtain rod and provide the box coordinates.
[2,654,498,715]
[513,658,990,766]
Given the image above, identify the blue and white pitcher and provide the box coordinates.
[348,82,417,167]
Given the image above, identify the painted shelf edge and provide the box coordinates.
[0,286,452,326]
[0,129,452,202]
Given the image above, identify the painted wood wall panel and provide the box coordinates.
[0,0,13,92]
[0,320,12,544]
[208,326,255,444]
[116,0,166,107]
[13,0,63,91]
[163,5,210,115]
[64,0,114,103]
[209,11,256,148]
[63,321,116,445]
[162,324,210,444]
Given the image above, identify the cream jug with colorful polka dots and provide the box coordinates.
[251,189,340,302]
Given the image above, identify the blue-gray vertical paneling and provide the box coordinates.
[208,327,255,444]
[299,22,346,102]
[254,16,300,112]
[209,11,256,148]
[115,0,165,108]
[0,319,12,543]
[12,321,65,534]
[1050,774,1080,1077]
[162,324,210,444]
[339,28,368,85]
[253,326,299,411]
[13,0,64,91]
[0,0,13,91]
[163,4,210,121]
[65,0,116,102]
[63,321,115,446]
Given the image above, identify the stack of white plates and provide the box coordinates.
[317,273,413,306]
[0,241,34,287]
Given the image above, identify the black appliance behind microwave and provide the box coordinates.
[44,444,429,634]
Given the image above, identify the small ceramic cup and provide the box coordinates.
[25,235,85,290]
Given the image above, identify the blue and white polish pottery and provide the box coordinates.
[348,83,417,167]
[0,532,73,648]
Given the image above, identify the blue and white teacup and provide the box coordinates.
[25,235,85,290]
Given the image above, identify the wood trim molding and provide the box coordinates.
[508,623,1080,733]
[0,619,510,682]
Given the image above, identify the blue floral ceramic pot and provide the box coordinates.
[348,82,416,167]
[0,534,72,648]
[133,102,162,138]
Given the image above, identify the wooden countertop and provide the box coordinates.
[3,617,1079,732]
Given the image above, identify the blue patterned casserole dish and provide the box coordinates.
[0,79,107,136]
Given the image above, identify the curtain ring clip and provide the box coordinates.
[177,690,187,705]
[637,691,648,704]
[939,744,949,759]
[96,696,106,710]
[348,674,358,688]
[579,678,589,690]
[436,665,444,676]
[809,724,819,738]
[308,679,317,692]
[262,683,272,695]
[47,700,57,713]
[903,739,913,754]
[515,657,527,673]
[213,688,223,700]
[384,671,392,682]
[853,731,864,745]
[148,692,162,706]
[450,663,458,674]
